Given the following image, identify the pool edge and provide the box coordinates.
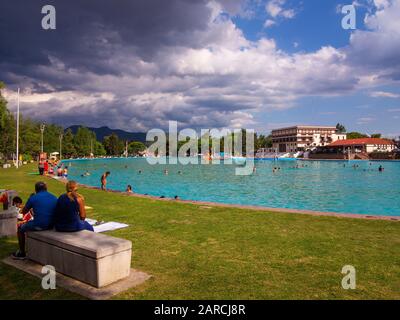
[49,175,400,222]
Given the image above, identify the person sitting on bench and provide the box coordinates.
[54,181,94,232]
[13,196,33,227]
[12,182,58,259]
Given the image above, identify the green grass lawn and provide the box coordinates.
[0,163,399,300]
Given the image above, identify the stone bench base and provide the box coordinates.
[2,257,151,300]
[0,210,17,237]
[27,230,132,288]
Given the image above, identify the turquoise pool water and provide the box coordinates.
[65,157,400,216]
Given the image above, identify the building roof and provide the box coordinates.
[329,138,395,147]
[271,125,337,132]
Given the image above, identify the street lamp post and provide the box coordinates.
[16,88,20,168]
[40,123,45,154]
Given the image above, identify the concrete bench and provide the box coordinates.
[27,230,132,288]
[0,209,17,237]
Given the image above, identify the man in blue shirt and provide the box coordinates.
[12,182,58,259]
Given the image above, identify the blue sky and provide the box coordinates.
[1,0,399,136]
[234,0,363,51]
[231,0,399,136]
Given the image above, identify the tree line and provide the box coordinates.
[335,123,385,140]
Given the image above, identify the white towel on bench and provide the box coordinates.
[93,222,129,233]
[85,218,129,233]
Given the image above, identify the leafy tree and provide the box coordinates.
[19,117,40,157]
[347,132,368,139]
[198,133,210,154]
[255,134,272,149]
[43,123,63,154]
[73,127,93,156]
[0,82,8,129]
[0,82,15,162]
[128,141,146,156]
[218,129,253,156]
[62,129,76,158]
[336,123,346,133]
[370,133,382,138]
[103,133,124,155]
[93,141,106,156]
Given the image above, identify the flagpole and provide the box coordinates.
[16,88,20,169]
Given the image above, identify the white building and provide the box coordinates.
[328,138,396,153]
[271,125,347,153]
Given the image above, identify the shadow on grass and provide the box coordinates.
[0,236,84,300]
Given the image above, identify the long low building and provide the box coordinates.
[271,125,347,153]
[328,138,396,153]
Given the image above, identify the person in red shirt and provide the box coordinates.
[44,161,49,175]
[38,161,45,175]
[0,192,9,210]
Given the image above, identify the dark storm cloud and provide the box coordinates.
[0,0,212,75]
[0,0,262,131]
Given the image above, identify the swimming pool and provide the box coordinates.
[65,157,400,216]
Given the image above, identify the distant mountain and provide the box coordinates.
[67,125,147,143]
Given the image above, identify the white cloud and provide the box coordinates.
[373,0,391,10]
[266,0,296,19]
[348,0,400,73]
[263,19,276,28]
[357,117,375,124]
[369,91,400,98]
[4,89,116,119]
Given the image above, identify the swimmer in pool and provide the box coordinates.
[126,185,133,193]
[81,171,90,177]
[101,171,110,190]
